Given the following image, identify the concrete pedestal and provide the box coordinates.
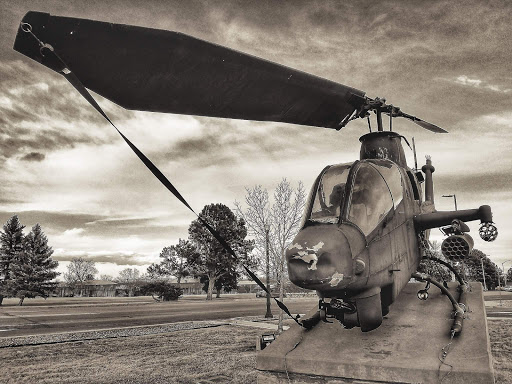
[257,283,493,384]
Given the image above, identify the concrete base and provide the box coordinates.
[257,283,494,384]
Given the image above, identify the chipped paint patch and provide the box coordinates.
[293,252,318,270]
[288,243,303,251]
[329,272,344,287]
[289,241,325,270]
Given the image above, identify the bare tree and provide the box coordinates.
[100,274,114,282]
[235,185,271,274]
[115,268,141,296]
[236,178,306,332]
[64,257,98,296]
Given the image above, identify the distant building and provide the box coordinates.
[238,279,266,293]
[56,276,267,297]
[167,277,203,295]
[56,280,117,297]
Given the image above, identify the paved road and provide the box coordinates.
[0,294,318,337]
[1,292,510,338]
[483,303,512,320]
[483,291,512,320]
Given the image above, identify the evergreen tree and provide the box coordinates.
[417,241,452,282]
[8,224,59,305]
[0,215,25,305]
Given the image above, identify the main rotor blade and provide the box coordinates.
[410,118,448,133]
[398,112,448,133]
[14,11,366,129]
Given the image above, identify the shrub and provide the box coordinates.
[140,281,183,301]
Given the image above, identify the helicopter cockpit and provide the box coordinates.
[305,159,404,237]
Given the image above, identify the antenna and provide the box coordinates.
[412,137,418,171]
[389,105,393,132]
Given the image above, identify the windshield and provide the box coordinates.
[309,164,352,224]
[368,160,404,208]
[347,162,393,235]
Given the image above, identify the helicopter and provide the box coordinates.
[13,11,498,333]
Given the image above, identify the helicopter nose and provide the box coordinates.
[286,225,355,290]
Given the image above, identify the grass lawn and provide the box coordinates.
[0,320,510,384]
[489,320,512,384]
[1,325,262,384]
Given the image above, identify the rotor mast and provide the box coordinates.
[376,106,384,132]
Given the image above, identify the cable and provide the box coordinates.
[423,255,465,285]
[438,330,455,383]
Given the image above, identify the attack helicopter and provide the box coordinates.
[13,11,498,334]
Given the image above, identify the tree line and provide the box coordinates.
[63,259,183,301]
[0,178,506,307]
[418,240,503,290]
[147,179,306,305]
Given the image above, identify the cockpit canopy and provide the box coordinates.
[304,159,404,236]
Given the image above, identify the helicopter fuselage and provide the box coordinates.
[286,132,428,330]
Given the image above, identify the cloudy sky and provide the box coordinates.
[0,0,511,278]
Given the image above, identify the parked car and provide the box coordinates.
[256,289,286,298]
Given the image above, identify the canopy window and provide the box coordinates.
[368,160,404,208]
[347,163,393,235]
[309,163,352,224]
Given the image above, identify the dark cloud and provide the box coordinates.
[53,252,150,266]
[0,210,187,243]
[20,151,45,161]
[84,217,186,238]
[436,171,512,195]
[161,116,359,169]
[0,197,23,205]
[0,211,104,232]
[0,60,136,162]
